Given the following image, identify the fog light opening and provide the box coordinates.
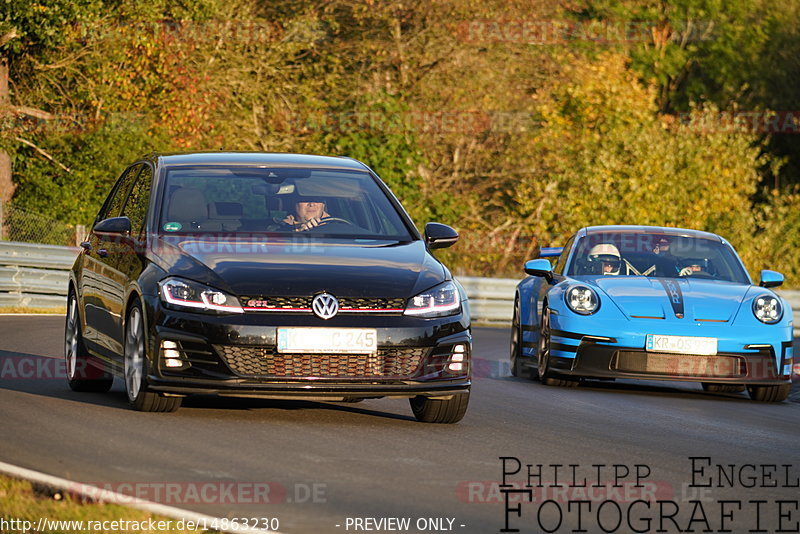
[451,353,464,362]
[160,340,188,369]
[448,362,464,372]
[453,344,466,353]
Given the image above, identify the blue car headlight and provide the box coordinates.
[404,281,461,317]
[159,277,243,314]
[565,285,599,315]
[752,295,782,324]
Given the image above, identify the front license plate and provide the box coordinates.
[277,327,378,354]
[646,334,717,355]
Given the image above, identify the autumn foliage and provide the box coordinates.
[3,0,800,283]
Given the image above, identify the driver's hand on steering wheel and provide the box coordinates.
[282,213,321,232]
[679,266,704,276]
[295,216,323,232]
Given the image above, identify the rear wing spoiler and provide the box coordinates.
[539,247,564,258]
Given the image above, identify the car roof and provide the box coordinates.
[581,225,723,242]
[146,152,370,171]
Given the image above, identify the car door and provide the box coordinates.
[108,163,154,363]
[81,164,142,360]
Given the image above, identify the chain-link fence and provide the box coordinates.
[0,201,85,246]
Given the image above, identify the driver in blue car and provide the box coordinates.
[588,243,623,275]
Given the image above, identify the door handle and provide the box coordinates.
[80,241,92,251]
[97,249,108,258]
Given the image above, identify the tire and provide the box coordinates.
[537,307,578,388]
[409,392,469,423]
[510,297,533,378]
[702,383,745,393]
[124,301,181,412]
[746,383,790,402]
[65,292,113,393]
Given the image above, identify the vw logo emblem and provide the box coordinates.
[312,293,339,320]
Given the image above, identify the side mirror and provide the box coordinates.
[424,222,459,249]
[524,258,554,282]
[759,269,784,288]
[93,216,131,236]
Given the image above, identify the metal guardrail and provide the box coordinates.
[1,241,800,330]
[0,242,78,310]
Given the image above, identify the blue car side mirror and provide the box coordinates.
[524,259,554,282]
[759,270,784,288]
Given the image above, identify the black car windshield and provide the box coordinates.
[567,232,751,284]
[158,166,414,240]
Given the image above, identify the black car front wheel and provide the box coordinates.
[65,292,113,393]
[124,301,181,412]
[409,392,469,423]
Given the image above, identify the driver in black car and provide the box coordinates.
[282,197,331,231]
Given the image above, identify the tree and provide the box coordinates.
[0,0,101,201]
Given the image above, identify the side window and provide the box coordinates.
[94,164,142,226]
[553,234,576,275]
[121,164,153,237]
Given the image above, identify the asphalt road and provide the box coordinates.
[1,316,799,534]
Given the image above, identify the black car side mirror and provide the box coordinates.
[94,216,132,236]
[425,222,459,249]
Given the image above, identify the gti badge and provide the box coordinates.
[312,293,339,320]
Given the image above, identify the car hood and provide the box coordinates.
[586,277,750,321]
[149,236,445,298]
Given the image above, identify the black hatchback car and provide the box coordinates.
[66,153,471,423]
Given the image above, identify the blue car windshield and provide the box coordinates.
[567,232,751,284]
[158,166,414,241]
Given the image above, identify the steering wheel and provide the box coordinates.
[679,268,715,279]
[316,217,354,227]
[684,271,715,279]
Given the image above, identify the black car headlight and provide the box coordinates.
[159,277,243,314]
[565,285,599,315]
[404,281,461,317]
[752,295,782,324]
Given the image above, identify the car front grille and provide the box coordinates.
[215,345,426,378]
[613,351,746,378]
[238,296,406,313]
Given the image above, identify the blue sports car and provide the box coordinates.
[511,226,793,402]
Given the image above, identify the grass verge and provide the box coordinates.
[0,306,65,315]
[0,474,216,533]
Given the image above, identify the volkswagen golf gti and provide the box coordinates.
[65,153,471,423]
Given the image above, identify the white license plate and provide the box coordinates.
[646,334,717,355]
[277,327,377,354]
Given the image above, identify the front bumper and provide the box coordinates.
[549,342,790,385]
[142,296,472,399]
[547,315,792,385]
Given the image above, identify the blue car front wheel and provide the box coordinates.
[537,307,578,388]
